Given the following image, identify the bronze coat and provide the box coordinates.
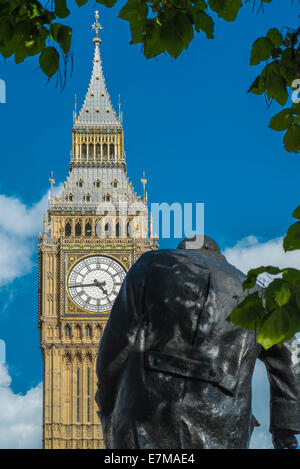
[95,249,300,449]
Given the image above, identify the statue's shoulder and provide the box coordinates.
[137,249,208,270]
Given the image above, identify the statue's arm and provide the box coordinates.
[95,262,147,416]
[258,339,300,448]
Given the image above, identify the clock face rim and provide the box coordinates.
[66,254,127,314]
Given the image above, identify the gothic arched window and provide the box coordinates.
[65,324,71,337]
[85,325,92,338]
[75,324,81,339]
[82,144,87,158]
[88,144,94,159]
[103,143,107,157]
[104,193,111,202]
[109,144,114,157]
[112,179,118,188]
[78,179,83,188]
[116,222,120,238]
[65,221,71,237]
[94,179,101,188]
[85,222,92,237]
[75,221,82,237]
[84,193,91,203]
[96,144,100,158]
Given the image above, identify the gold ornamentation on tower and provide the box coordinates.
[38,11,157,450]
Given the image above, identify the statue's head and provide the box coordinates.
[177,235,227,261]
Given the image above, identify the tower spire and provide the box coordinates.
[74,11,121,130]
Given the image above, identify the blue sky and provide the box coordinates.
[0,0,299,448]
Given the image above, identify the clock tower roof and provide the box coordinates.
[73,11,121,131]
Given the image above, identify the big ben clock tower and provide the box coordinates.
[38,12,157,450]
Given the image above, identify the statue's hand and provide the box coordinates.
[272,430,298,449]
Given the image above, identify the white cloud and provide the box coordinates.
[0,193,48,238]
[0,364,42,449]
[0,186,61,287]
[224,235,300,275]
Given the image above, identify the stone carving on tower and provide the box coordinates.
[38,11,157,450]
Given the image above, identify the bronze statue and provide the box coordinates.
[95,236,300,449]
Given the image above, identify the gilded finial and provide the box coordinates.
[91,10,103,44]
[141,171,147,204]
[49,171,55,196]
[118,94,122,124]
[73,94,77,124]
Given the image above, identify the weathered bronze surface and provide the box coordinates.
[95,237,300,449]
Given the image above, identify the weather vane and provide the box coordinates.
[91,10,103,39]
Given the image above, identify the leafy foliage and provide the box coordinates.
[248,26,300,153]
[0,0,276,80]
[227,207,300,349]
[0,0,73,83]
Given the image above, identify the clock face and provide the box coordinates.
[67,255,126,313]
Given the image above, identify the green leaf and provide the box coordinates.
[143,20,164,58]
[15,20,36,40]
[75,0,88,6]
[119,0,147,23]
[248,75,265,95]
[96,0,118,7]
[223,0,243,22]
[266,73,288,106]
[39,46,59,77]
[283,221,300,251]
[292,206,300,220]
[250,37,275,66]
[193,0,207,11]
[55,0,70,19]
[159,12,194,58]
[282,268,300,285]
[50,23,61,41]
[208,0,225,10]
[296,291,300,310]
[0,16,14,42]
[119,0,148,47]
[283,125,300,153]
[269,108,294,131]
[57,25,71,54]
[226,292,264,330]
[194,11,214,38]
[281,48,295,70]
[25,39,35,48]
[274,282,291,307]
[28,3,40,19]
[257,307,293,349]
[243,265,281,290]
[267,28,283,47]
[208,0,242,22]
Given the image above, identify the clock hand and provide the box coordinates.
[70,283,99,288]
[69,280,108,295]
[94,279,108,295]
